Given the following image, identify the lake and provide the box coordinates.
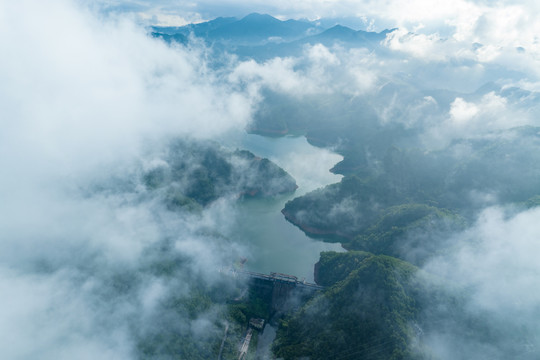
[221,132,345,282]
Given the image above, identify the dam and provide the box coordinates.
[221,268,324,313]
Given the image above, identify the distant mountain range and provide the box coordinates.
[151,13,395,60]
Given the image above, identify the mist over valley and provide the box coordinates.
[2,1,540,359]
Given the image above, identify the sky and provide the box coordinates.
[89,0,540,43]
[1,0,540,359]
[85,0,540,82]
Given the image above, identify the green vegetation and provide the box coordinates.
[143,139,297,209]
[274,252,422,360]
[314,250,373,286]
[274,250,538,359]
[283,126,540,264]
[348,204,466,263]
[137,287,218,359]
[136,272,274,360]
[260,90,540,358]
[133,138,301,359]
[138,117,540,359]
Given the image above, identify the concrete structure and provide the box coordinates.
[222,268,325,314]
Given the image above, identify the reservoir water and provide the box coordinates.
[222,132,345,282]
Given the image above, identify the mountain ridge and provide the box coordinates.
[150,13,396,59]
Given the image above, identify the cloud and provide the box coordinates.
[3,0,540,358]
[230,56,318,96]
[0,268,134,360]
[87,1,540,95]
[422,91,535,148]
[0,0,257,358]
[425,206,540,309]
[449,97,480,123]
[88,0,540,47]
[229,43,382,102]
[0,0,253,175]
[385,30,443,60]
[420,205,540,358]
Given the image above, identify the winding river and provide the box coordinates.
[222,132,344,282]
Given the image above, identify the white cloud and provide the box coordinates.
[422,91,533,148]
[449,97,480,124]
[0,268,134,359]
[0,0,253,178]
[87,1,540,83]
[383,29,450,61]
[2,0,540,358]
[136,11,203,26]
[425,206,540,309]
[421,206,540,358]
[229,44,381,99]
[230,57,318,95]
[0,1,253,358]
[306,43,341,66]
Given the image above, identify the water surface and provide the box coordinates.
[222,133,344,281]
